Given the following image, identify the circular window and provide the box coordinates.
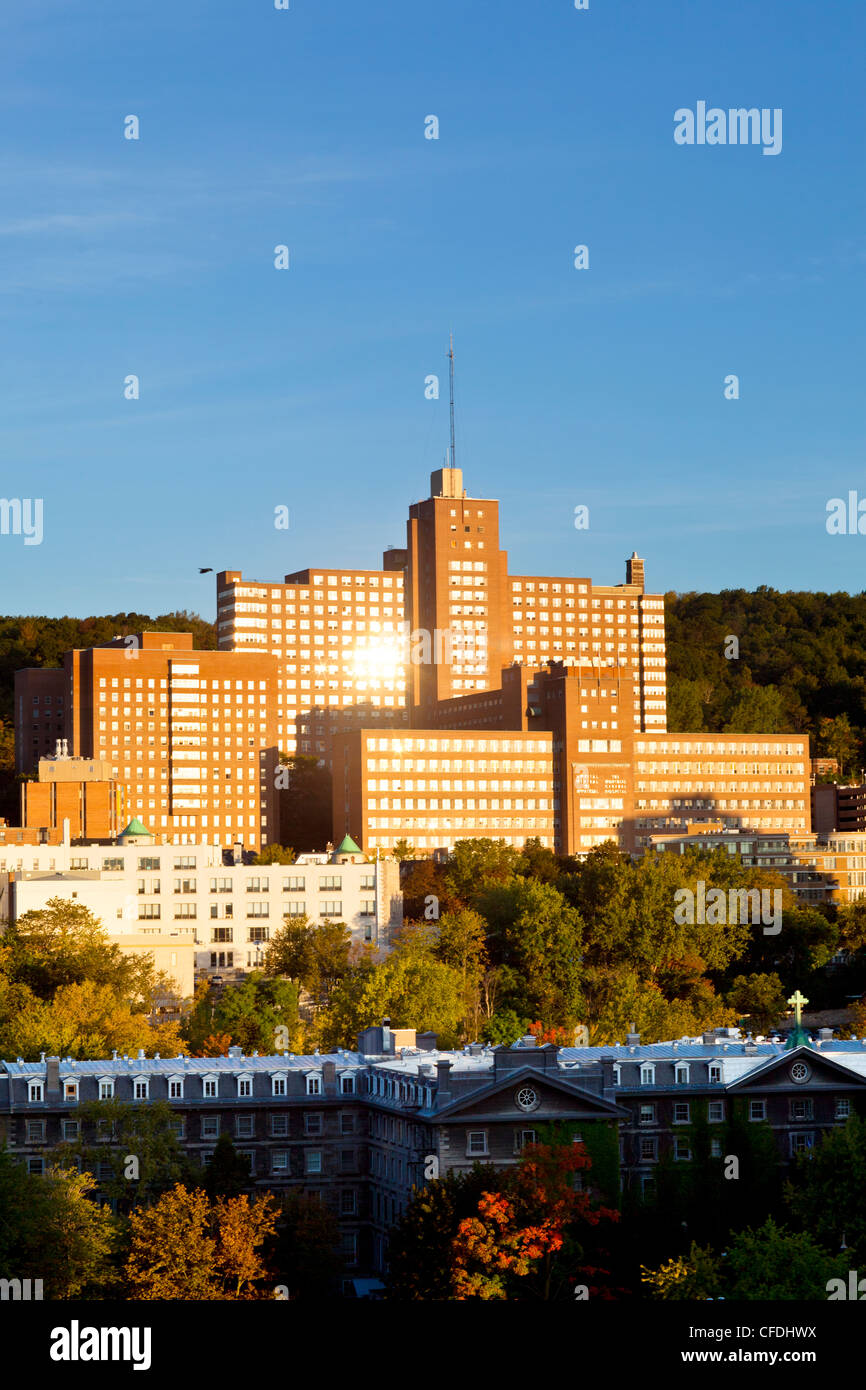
[790,1062,810,1083]
[515,1086,540,1112]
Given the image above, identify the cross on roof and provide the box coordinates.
[787,990,808,1026]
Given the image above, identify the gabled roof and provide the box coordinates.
[725,1044,866,1091]
[434,1064,629,1121]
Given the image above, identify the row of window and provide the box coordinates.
[631,1098,850,1124]
[24,1072,357,1103]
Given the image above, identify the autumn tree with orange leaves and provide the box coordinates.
[124,1184,278,1300]
[451,1139,620,1301]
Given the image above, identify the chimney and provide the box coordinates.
[436,1059,452,1100]
[382,1017,392,1054]
[45,1056,61,1097]
[322,1060,337,1094]
[625,1023,641,1046]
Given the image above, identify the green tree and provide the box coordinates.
[817,713,859,776]
[785,1114,866,1262]
[321,931,463,1049]
[725,972,787,1033]
[253,844,295,865]
[0,1152,117,1298]
[725,1218,848,1300]
[476,878,584,1029]
[434,908,488,1038]
[59,1099,194,1212]
[391,839,417,863]
[722,684,787,734]
[442,838,527,905]
[210,973,299,1053]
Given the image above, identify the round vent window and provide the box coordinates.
[790,1061,810,1083]
[515,1085,540,1112]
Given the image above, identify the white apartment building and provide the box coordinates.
[0,835,403,983]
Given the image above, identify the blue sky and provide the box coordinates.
[0,0,864,619]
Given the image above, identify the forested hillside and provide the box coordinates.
[665,588,866,772]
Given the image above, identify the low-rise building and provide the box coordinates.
[2,1023,863,1289]
[0,832,402,983]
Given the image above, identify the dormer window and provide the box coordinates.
[63,1080,79,1102]
[340,1074,355,1095]
[306,1074,321,1096]
[709,1063,722,1084]
[612,1063,622,1085]
[98,1078,114,1100]
[168,1077,184,1099]
[237,1077,253,1098]
[640,1064,655,1086]
[271,1074,287,1097]
[28,1081,44,1103]
[674,1063,690,1085]
[203,1076,218,1099]
[133,1077,149,1100]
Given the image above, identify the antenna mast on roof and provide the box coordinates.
[448,332,456,472]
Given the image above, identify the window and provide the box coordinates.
[340,1149,355,1172]
[203,1078,218,1099]
[514,1129,537,1152]
[169,1118,185,1140]
[26,1120,46,1143]
[340,1112,354,1135]
[27,1157,45,1176]
[62,1120,80,1141]
[709,1063,722,1084]
[168,1078,184,1099]
[640,1136,657,1161]
[98,1079,114,1100]
[305,1113,323,1135]
[201,1117,220,1139]
[836,1098,851,1119]
[707,1101,725,1123]
[63,1081,79,1102]
[271,1075,287,1097]
[306,1075,321,1096]
[673,1102,690,1124]
[237,1077,253,1098]
[466,1130,488,1156]
[674,1064,690,1085]
[640,1064,655,1086]
[790,1132,814,1155]
[272,1150,289,1171]
[320,900,342,917]
[133,1078,149,1100]
[28,1081,44,1103]
[639,1103,656,1125]
[340,1189,357,1215]
[271,1114,289,1137]
[235,1115,254,1138]
[305,1151,323,1174]
[674,1137,691,1162]
[790,1098,813,1121]
[340,1074,355,1095]
[749,1100,766,1122]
